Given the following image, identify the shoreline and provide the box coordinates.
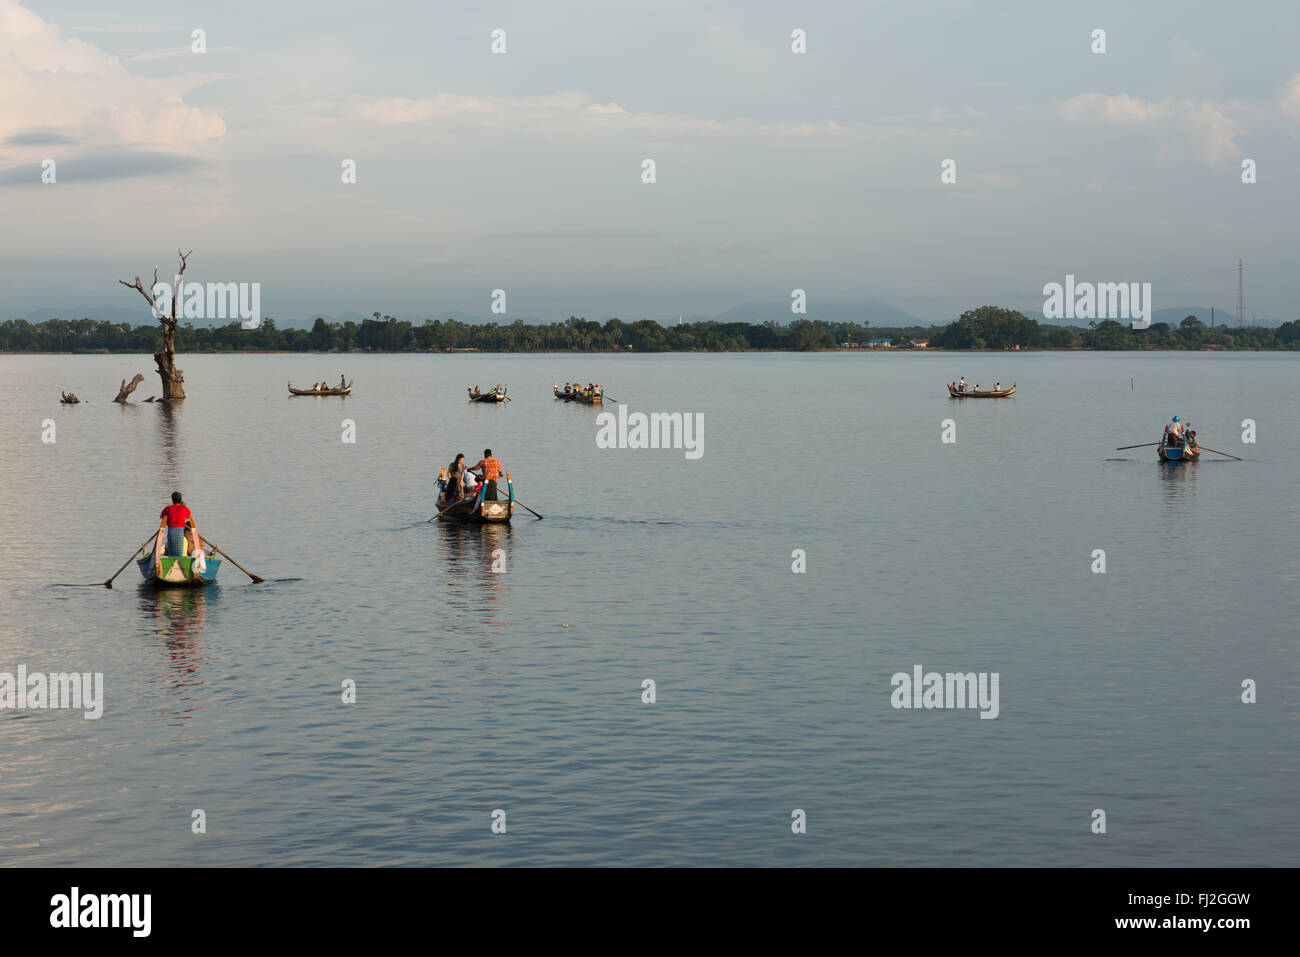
[3,348,1295,356]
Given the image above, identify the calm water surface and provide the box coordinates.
[0,351,1296,866]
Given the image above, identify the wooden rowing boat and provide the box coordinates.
[469,386,508,403]
[289,380,352,396]
[435,469,514,523]
[948,382,1016,398]
[137,535,222,587]
[1158,437,1200,462]
[554,384,603,403]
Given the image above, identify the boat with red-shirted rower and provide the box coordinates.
[434,469,514,523]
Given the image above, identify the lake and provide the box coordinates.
[1,350,1296,866]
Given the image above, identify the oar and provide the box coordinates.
[203,541,265,583]
[104,530,160,588]
[500,472,539,519]
[1115,442,1161,450]
[1198,446,1243,461]
[513,500,543,520]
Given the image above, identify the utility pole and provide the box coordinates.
[1237,259,1244,327]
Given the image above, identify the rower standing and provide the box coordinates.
[470,448,504,501]
[159,491,198,557]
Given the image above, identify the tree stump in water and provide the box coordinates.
[118,249,191,400]
[113,373,145,403]
[60,391,80,404]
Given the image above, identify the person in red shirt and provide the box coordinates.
[469,449,504,501]
[159,491,197,556]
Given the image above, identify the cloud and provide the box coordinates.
[4,131,75,145]
[0,0,225,161]
[353,91,908,142]
[1060,93,1240,164]
[1061,93,1173,127]
[61,24,169,34]
[0,150,211,187]
[1283,73,1300,119]
[125,45,242,63]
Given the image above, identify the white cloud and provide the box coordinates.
[1060,92,1240,164]
[1061,93,1173,127]
[353,90,908,142]
[0,0,225,158]
[1282,73,1300,118]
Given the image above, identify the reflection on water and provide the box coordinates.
[2,352,1295,867]
[154,400,184,491]
[433,523,511,632]
[1157,458,1198,509]
[138,585,209,724]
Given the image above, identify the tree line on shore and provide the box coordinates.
[3,306,1297,353]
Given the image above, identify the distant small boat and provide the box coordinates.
[289,380,352,396]
[469,385,508,403]
[554,385,602,403]
[1158,435,1200,462]
[948,382,1015,398]
[137,535,221,587]
[435,469,514,523]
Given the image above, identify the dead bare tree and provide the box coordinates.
[118,249,191,399]
[113,373,145,403]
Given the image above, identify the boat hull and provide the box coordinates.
[137,553,222,587]
[469,391,507,403]
[1158,444,1200,462]
[554,387,602,403]
[948,385,1016,398]
[434,477,514,523]
[288,380,352,396]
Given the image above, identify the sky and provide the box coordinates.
[1,0,1298,326]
